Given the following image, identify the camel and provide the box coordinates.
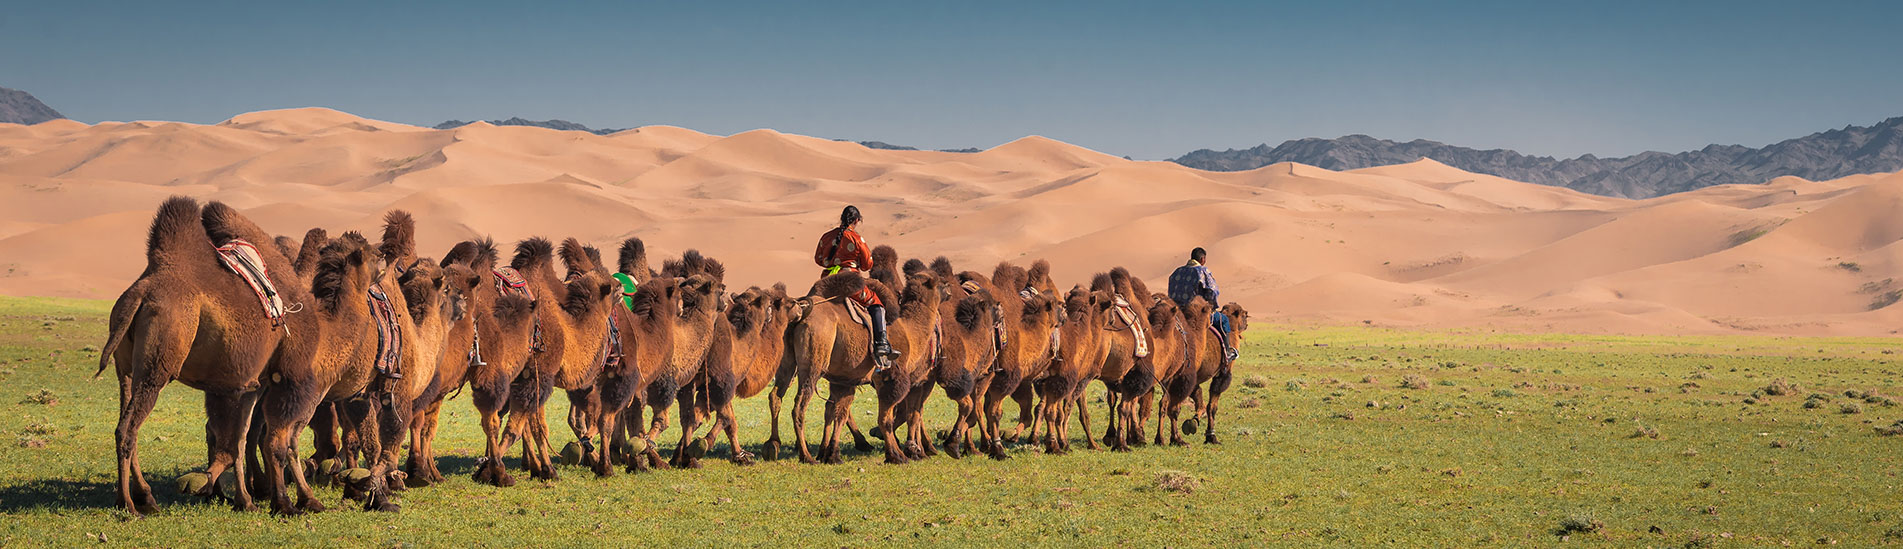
[415,239,542,487]
[1082,268,1159,452]
[98,197,320,515]
[782,263,906,464]
[1181,303,1249,444]
[1153,297,1217,447]
[1035,286,1115,453]
[954,261,1062,459]
[499,238,618,481]
[855,265,952,465]
[915,289,1003,461]
[589,244,729,473]
[1133,295,1210,447]
[692,283,797,466]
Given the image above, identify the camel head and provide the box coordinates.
[1020,291,1062,330]
[899,271,943,314]
[676,273,721,318]
[1181,296,1214,328]
[397,258,452,321]
[439,262,482,323]
[312,232,377,314]
[1147,295,1181,330]
[558,269,617,318]
[727,286,795,337]
[1221,302,1250,346]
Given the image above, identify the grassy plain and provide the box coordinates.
[1,296,1900,547]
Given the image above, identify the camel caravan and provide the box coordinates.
[97,197,1250,516]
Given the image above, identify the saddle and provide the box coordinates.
[593,316,622,370]
[367,285,404,380]
[991,303,1008,351]
[1106,295,1150,358]
[214,239,286,330]
[493,267,543,352]
[844,298,871,328]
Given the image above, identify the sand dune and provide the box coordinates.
[2,108,1900,336]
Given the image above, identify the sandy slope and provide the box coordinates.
[1,108,1899,336]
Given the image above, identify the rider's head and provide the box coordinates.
[1191,247,1207,265]
[840,205,863,229]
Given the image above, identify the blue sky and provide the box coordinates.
[4,1,1899,159]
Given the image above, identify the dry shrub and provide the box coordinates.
[1875,420,1903,436]
[1761,379,1799,396]
[1557,513,1604,535]
[1242,375,1270,389]
[1629,425,1661,439]
[1235,397,1261,409]
[1154,470,1201,494]
[1400,375,1429,390]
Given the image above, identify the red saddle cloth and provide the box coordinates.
[367,286,403,379]
[214,239,285,330]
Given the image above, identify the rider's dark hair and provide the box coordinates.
[1191,247,1207,262]
[840,205,863,227]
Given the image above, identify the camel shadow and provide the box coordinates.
[0,466,207,513]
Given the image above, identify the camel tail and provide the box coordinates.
[379,210,417,264]
[440,239,481,268]
[96,284,145,379]
[144,196,204,270]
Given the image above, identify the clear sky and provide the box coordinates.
[4,1,1899,159]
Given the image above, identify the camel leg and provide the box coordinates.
[308,402,342,483]
[762,367,795,461]
[363,391,412,512]
[258,383,325,515]
[875,379,908,465]
[1205,365,1232,445]
[906,381,934,458]
[791,375,819,465]
[203,390,262,512]
[472,379,515,487]
[114,350,178,517]
[671,389,703,469]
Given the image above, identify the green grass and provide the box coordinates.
[3,296,1903,546]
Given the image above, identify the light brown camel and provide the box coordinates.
[1156,296,1217,447]
[411,238,540,487]
[787,268,905,465]
[587,244,729,473]
[862,267,949,465]
[1181,302,1249,444]
[1084,268,1158,452]
[499,237,617,481]
[955,262,1062,459]
[693,284,797,465]
[97,197,316,515]
[916,290,1002,461]
[1132,295,1208,447]
[1035,286,1115,453]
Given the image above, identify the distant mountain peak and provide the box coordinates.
[434,117,624,135]
[1170,117,1903,198]
[0,86,66,125]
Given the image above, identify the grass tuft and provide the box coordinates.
[1154,470,1201,494]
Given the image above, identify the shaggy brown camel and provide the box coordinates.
[98,197,318,515]
[1085,268,1159,452]
[783,268,903,464]
[1035,286,1115,453]
[500,238,617,481]
[693,284,796,465]
[409,239,540,487]
[1155,297,1217,446]
[587,245,729,472]
[1133,295,1210,447]
[916,290,1003,461]
[958,261,1063,459]
[1182,303,1249,444]
[859,268,951,465]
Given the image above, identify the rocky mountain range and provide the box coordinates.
[433,117,626,135]
[1171,117,1903,198]
[0,87,65,125]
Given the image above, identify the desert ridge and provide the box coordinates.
[1,107,1900,336]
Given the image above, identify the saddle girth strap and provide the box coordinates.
[367,285,404,380]
[214,239,287,330]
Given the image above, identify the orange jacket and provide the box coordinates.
[815,226,873,273]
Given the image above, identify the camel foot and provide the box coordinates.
[945,444,963,459]
[731,450,757,466]
[686,438,709,460]
[1205,435,1221,445]
[852,438,875,453]
[884,453,909,465]
[1182,418,1200,435]
[762,440,782,461]
[1170,438,1190,447]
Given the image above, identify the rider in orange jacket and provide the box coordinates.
[815,205,898,369]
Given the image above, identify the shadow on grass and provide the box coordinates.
[0,467,213,513]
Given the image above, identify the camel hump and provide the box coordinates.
[930,257,955,281]
[378,210,416,264]
[440,239,481,269]
[144,196,207,269]
[511,237,554,272]
[558,237,595,273]
[1027,259,1051,286]
[814,271,866,300]
[294,228,328,276]
[902,258,928,277]
[617,238,649,279]
[871,245,899,271]
[954,294,990,330]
